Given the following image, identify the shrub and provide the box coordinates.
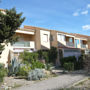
[60,56,78,70]
[0,63,4,69]
[0,63,6,82]
[31,60,45,69]
[37,50,43,60]
[60,56,84,70]
[37,50,49,63]
[63,62,74,71]
[17,64,31,77]
[28,69,45,80]
[60,56,76,67]
[42,51,49,63]
[19,51,38,64]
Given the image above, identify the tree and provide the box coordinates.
[0,8,25,54]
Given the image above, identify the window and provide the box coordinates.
[69,38,73,42]
[75,39,79,44]
[43,34,48,42]
[58,34,65,41]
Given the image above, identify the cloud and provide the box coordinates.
[81,10,88,15]
[73,12,79,16]
[82,25,90,30]
[87,4,90,8]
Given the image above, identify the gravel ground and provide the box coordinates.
[13,73,88,90]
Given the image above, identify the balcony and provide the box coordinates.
[13,41,35,49]
[81,44,87,49]
[66,42,74,47]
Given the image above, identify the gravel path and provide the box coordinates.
[13,74,87,90]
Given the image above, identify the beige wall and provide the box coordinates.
[50,30,58,47]
[16,33,35,41]
[35,29,41,50]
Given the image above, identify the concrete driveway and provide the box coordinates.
[13,73,88,90]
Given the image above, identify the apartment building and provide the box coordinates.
[0,25,89,67]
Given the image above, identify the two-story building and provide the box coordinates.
[0,25,89,67]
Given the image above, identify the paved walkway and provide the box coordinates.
[14,73,88,90]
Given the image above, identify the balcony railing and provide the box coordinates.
[13,41,30,47]
[81,44,87,48]
[66,42,74,47]
[13,41,35,48]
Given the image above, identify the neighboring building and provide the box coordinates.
[0,25,89,67]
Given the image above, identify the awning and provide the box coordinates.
[15,30,35,35]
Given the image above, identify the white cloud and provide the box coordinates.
[73,12,79,16]
[81,10,88,15]
[87,4,90,8]
[82,25,90,30]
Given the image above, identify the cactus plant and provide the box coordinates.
[8,57,20,76]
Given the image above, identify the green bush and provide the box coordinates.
[38,47,58,64]
[31,60,45,69]
[17,64,31,77]
[28,69,45,80]
[42,51,49,63]
[0,63,4,69]
[19,51,38,64]
[19,51,45,70]
[60,56,76,67]
[63,62,74,71]
[0,63,6,82]
[37,50,43,60]
[37,50,49,63]
[60,56,84,70]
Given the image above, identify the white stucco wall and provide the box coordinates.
[0,43,13,67]
[40,30,50,49]
[57,33,66,45]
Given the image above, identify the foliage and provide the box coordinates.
[31,60,45,69]
[45,63,53,70]
[48,47,58,64]
[60,56,84,70]
[38,47,58,64]
[28,69,45,80]
[60,56,76,67]
[42,51,49,63]
[0,63,4,68]
[37,50,43,59]
[0,8,25,53]
[17,64,31,77]
[8,58,20,76]
[19,51,45,70]
[19,51,38,64]
[63,62,74,71]
[0,63,6,82]
[76,55,84,70]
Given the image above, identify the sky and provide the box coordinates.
[0,0,90,36]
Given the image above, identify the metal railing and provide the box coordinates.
[66,42,74,47]
[81,44,87,48]
[13,41,30,47]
